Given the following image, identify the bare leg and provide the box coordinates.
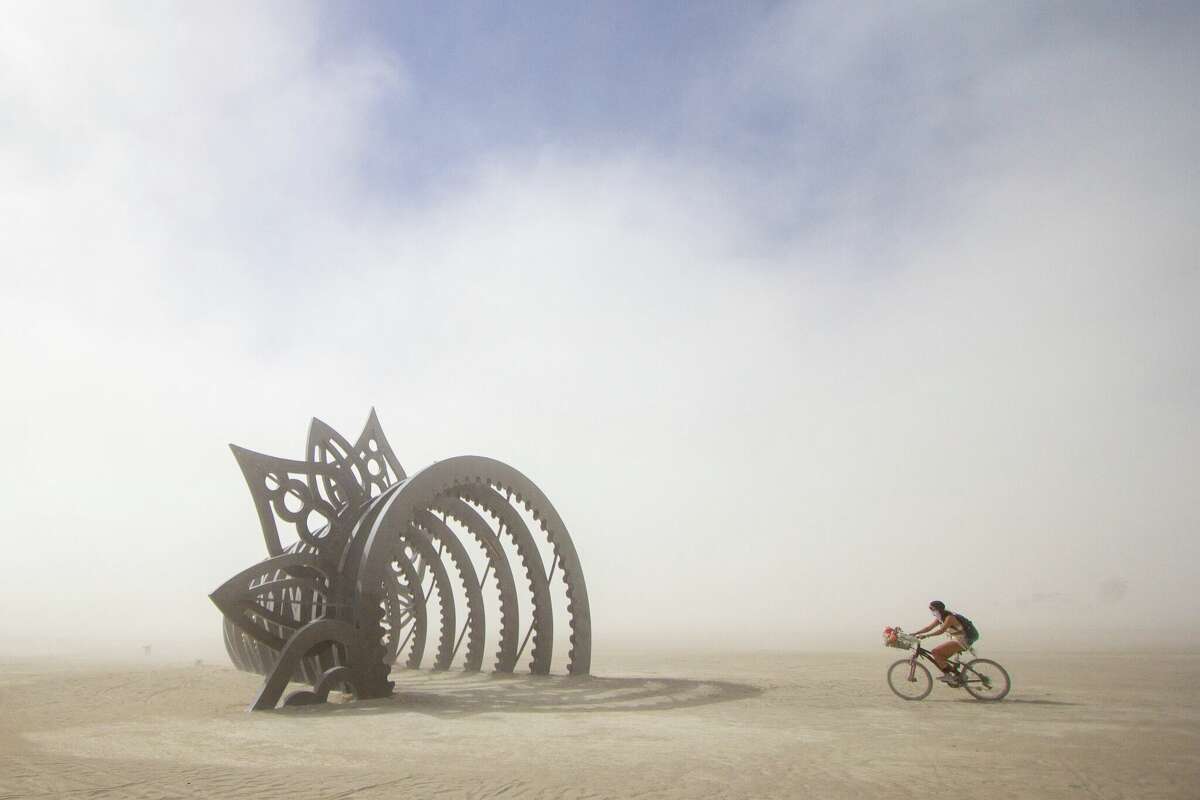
[931,641,964,671]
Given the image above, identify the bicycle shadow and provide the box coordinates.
[947,697,1081,706]
[281,671,762,719]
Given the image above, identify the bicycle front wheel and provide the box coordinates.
[887,659,932,701]
[961,658,1010,701]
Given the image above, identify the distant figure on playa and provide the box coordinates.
[912,600,979,684]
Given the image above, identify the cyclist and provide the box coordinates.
[913,600,978,684]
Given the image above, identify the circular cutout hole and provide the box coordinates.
[306,508,330,536]
[283,489,305,514]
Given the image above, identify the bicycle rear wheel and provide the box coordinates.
[960,658,1010,701]
[887,659,932,701]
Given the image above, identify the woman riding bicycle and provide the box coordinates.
[913,600,979,683]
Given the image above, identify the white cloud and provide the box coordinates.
[1,3,1196,657]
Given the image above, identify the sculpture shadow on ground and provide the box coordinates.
[279,672,762,719]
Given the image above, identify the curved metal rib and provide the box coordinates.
[431,496,520,672]
[453,484,553,675]
[492,478,592,675]
[413,508,486,671]
[395,523,456,670]
[385,543,428,669]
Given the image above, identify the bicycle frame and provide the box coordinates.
[908,641,984,683]
[906,641,955,679]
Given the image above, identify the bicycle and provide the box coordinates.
[883,627,1010,701]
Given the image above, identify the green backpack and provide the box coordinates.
[954,612,980,643]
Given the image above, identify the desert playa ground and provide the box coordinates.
[2,650,1197,799]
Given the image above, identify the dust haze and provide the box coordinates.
[2,3,1197,662]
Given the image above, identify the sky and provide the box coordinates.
[1,2,1198,661]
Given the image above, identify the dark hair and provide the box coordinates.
[929,600,946,617]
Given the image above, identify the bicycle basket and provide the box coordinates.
[883,627,917,650]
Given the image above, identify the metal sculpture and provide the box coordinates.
[211,409,592,711]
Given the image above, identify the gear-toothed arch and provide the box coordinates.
[431,496,520,672]
[453,484,554,674]
[399,522,456,671]
[354,456,592,677]
[413,509,486,672]
[383,544,428,669]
